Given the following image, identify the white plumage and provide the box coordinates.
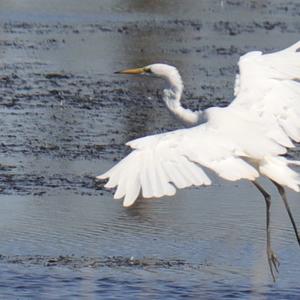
[99,41,300,207]
[98,41,300,280]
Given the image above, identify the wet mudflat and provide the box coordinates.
[0,0,300,298]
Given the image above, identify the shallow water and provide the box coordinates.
[0,0,300,298]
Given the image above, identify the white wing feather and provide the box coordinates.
[98,111,283,207]
[99,41,300,207]
[231,40,300,143]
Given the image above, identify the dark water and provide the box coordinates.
[0,0,300,298]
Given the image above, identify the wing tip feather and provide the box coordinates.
[96,174,107,180]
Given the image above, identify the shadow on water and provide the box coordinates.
[114,0,190,142]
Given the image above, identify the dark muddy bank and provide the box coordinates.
[0,254,197,269]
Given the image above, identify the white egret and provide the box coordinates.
[98,41,300,281]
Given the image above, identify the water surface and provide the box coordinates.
[0,0,300,298]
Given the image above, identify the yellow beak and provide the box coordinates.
[115,67,145,75]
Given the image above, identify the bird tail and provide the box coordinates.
[259,156,300,192]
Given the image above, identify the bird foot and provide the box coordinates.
[267,249,280,282]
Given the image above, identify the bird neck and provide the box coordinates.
[162,70,203,127]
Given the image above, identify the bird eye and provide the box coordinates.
[144,67,152,73]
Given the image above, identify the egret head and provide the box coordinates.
[115,63,178,79]
[115,63,183,91]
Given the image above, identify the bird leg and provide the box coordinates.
[271,181,300,247]
[253,181,279,282]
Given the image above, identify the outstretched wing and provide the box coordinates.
[98,123,259,207]
[231,40,300,143]
[98,104,293,207]
[99,41,300,207]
